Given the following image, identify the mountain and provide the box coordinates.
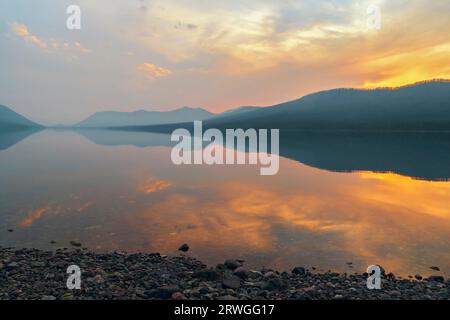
[202,80,450,131]
[76,107,215,128]
[0,105,41,130]
[215,106,261,118]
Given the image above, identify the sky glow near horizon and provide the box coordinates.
[1,0,450,124]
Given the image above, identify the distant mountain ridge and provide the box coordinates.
[76,107,215,128]
[0,105,41,130]
[201,80,450,131]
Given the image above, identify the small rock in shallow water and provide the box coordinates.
[387,272,396,280]
[7,229,13,232]
[70,241,82,247]
[414,274,423,280]
[292,267,306,276]
[178,244,189,252]
[224,259,241,270]
[430,266,440,271]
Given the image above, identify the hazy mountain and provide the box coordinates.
[0,105,41,130]
[113,81,450,133]
[215,106,261,118]
[203,80,450,131]
[76,107,215,128]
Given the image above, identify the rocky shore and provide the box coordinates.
[0,247,448,300]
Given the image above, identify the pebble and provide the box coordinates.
[222,274,241,289]
[70,241,82,247]
[233,267,248,279]
[430,266,440,271]
[171,292,187,300]
[224,259,241,270]
[292,267,306,276]
[178,244,189,252]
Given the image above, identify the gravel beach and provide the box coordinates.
[0,247,448,300]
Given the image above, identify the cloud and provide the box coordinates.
[10,22,91,54]
[10,23,47,49]
[138,176,173,193]
[137,63,172,79]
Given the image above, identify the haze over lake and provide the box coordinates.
[1,129,449,277]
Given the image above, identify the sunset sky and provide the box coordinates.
[1,0,450,124]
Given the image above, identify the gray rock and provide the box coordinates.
[178,244,189,252]
[292,267,306,276]
[261,278,287,291]
[217,295,238,300]
[193,269,221,281]
[147,285,180,299]
[222,274,241,289]
[390,290,402,297]
[171,292,187,300]
[430,266,440,271]
[30,261,46,268]
[224,259,241,270]
[62,293,74,300]
[70,241,82,247]
[247,270,263,279]
[427,275,445,283]
[233,267,248,279]
[42,295,56,300]
[263,271,278,279]
[6,262,19,270]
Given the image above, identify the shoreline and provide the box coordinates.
[1,247,448,300]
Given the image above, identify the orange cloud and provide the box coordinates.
[137,176,173,193]
[11,23,47,49]
[137,63,172,79]
[10,22,91,54]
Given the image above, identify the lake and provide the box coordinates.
[1,129,449,277]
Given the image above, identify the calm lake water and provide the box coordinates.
[1,129,449,277]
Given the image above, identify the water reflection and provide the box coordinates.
[76,129,450,181]
[0,128,42,151]
[0,129,449,277]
